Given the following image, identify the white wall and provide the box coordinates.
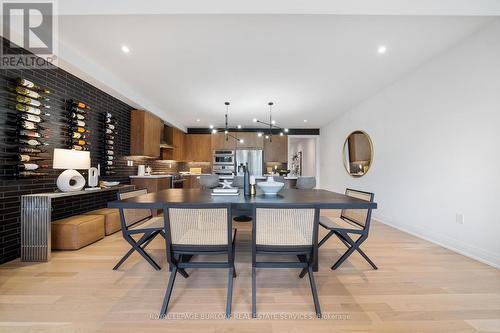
[320,19,500,268]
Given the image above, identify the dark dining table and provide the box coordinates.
[107,188,377,211]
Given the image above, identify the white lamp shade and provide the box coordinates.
[53,148,90,170]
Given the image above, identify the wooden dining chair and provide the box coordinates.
[252,204,321,318]
[309,188,376,272]
[159,203,236,318]
[114,189,166,271]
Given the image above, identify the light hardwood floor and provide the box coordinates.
[1,213,499,333]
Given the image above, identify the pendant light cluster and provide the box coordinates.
[210,102,244,143]
[252,102,288,142]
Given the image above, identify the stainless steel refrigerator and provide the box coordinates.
[235,149,263,176]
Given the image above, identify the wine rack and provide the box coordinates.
[64,99,91,151]
[103,112,117,176]
[13,78,52,178]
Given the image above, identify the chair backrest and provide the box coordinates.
[296,177,316,189]
[199,175,220,189]
[232,176,244,189]
[164,204,231,246]
[253,204,319,247]
[117,189,152,227]
[341,189,375,228]
[273,176,285,183]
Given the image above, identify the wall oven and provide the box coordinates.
[213,150,235,165]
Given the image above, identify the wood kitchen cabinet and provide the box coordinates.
[211,132,236,150]
[130,110,163,157]
[263,135,288,163]
[236,132,264,149]
[162,127,185,161]
[183,175,201,189]
[184,134,212,162]
[130,176,171,215]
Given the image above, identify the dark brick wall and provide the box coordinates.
[0,37,139,264]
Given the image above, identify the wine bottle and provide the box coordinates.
[15,86,49,101]
[105,171,116,175]
[70,119,86,127]
[19,120,42,130]
[14,171,49,177]
[105,166,115,170]
[17,163,49,171]
[16,95,50,108]
[106,124,115,130]
[72,139,90,146]
[18,113,42,123]
[17,78,51,94]
[106,140,114,145]
[106,156,113,160]
[106,161,113,166]
[67,100,91,110]
[19,130,48,138]
[72,127,90,133]
[106,135,115,140]
[71,132,89,139]
[72,145,89,151]
[105,150,114,155]
[105,128,113,134]
[19,147,42,154]
[70,112,85,120]
[20,138,48,146]
[18,154,50,162]
[15,104,50,116]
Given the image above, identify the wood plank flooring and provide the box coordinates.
[1,212,499,333]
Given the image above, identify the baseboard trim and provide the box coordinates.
[374,216,500,269]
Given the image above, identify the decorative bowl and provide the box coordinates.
[257,176,284,195]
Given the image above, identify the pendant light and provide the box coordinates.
[252,102,289,142]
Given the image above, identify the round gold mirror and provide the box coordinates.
[343,131,373,177]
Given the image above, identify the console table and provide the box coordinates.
[20,185,134,262]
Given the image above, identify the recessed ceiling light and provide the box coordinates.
[257,132,263,137]
[265,135,269,139]
[303,119,308,123]
[209,124,214,129]
[377,45,387,54]
[211,129,217,134]
[284,128,289,133]
[239,139,244,143]
[121,45,130,54]
[224,130,228,134]
[253,118,258,123]
[279,132,284,136]
[196,118,200,122]
[237,125,242,129]
[271,120,276,125]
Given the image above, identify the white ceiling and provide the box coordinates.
[55,15,493,129]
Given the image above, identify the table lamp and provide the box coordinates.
[53,148,91,192]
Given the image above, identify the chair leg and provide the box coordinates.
[338,233,377,270]
[232,264,237,278]
[307,265,322,318]
[318,230,335,248]
[114,232,157,270]
[331,242,358,270]
[251,267,257,318]
[176,255,190,278]
[159,267,178,318]
[226,267,234,318]
[297,255,307,278]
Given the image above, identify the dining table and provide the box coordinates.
[107,188,377,211]
[107,188,378,271]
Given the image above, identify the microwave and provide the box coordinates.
[213,150,235,165]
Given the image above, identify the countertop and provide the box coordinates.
[255,175,298,180]
[129,175,172,179]
[22,185,134,198]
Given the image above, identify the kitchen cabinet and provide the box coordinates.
[211,132,236,150]
[184,134,212,162]
[183,175,201,189]
[162,127,185,161]
[236,132,264,149]
[130,176,171,215]
[130,110,163,157]
[264,135,288,163]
